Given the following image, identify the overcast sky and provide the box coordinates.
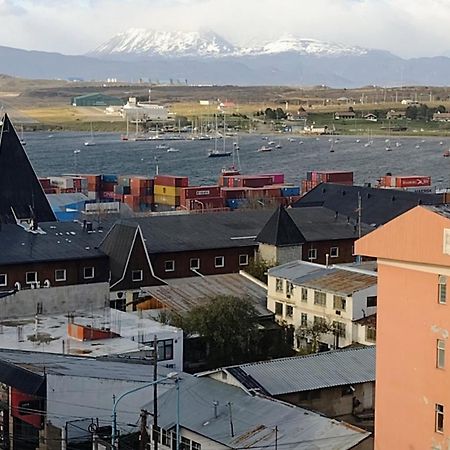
[0,0,449,58]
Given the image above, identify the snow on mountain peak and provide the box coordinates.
[92,28,235,57]
[258,35,368,56]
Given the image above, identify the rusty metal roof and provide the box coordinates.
[294,268,377,295]
[142,273,270,316]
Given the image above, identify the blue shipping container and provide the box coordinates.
[102,174,118,183]
[226,199,246,209]
[281,186,300,197]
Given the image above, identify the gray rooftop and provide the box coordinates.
[225,346,376,396]
[147,375,370,449]
[141,273,270,316]
[268,260,325,280]
[0,221,106,265]
[0,348,174,381]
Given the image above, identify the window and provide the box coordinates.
[436,404,444,433]
[314,291,327,307]
[54,269,66,282]
[275,278,284,293]
[301,287,308,302]
[366,326,376,342]
[132,270,143,282]
[157,339,174,361]
[83,267,94,279]
[301,313,308,327]
[439,275,447,304]
[286,305,294,317]
[215,256,225,268]
[330,247,339,258]
[181,437,191,450]
[437,340,446,369]
[164,260,175,272]
[161,429,170,447]
[275,302,283,316]
[333,321,346,338]
[0,274,7,287]
[190,258,200,270]
[367,296,377,307]
[25,272,37,284]
[192,442,201,450]
[308,248,317,260]
[314,316,326,327]
[239,254,249,266]
[342,386,354,396]
[333,295,346,311]
[152,425,161,444]
[286,282,294,297]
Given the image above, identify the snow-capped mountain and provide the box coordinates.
[91,29,370,59]
[90,29,236,57]
[253,36,368,57]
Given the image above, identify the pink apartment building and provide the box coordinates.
[356,205,450,449]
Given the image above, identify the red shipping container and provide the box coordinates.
[259,173,285,184]
[39,178,52,189]
[155,175,189,187]
[237,176,273,188]
[220,187,248,199]
[396,176,431,188]
[181,185,222,201]
[102,182,116,193]
[44,188,58,194]
[60,188,76,193]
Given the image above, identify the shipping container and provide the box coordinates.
[226,199,246,209]
[220,187,248,200]
[39,178,52,189]
[234,176,273,188]
[154,175,189,188]
[101,181,116,193]
[395,176,431,188]
[102,174,118,183]
[181,196,225,210]
[281,186,301,197]
[259,173,285,184]
[154,185,182,197]
[181,185,222,200]
[154,194,181,206]
[49,176,74,189]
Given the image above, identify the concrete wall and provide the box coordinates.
[0,283,109,319]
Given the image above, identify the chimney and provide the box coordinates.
[213,401,219,419]
[325,253,330,268]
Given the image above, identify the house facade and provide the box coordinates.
[267,261,377,350]
[356,205,450,449]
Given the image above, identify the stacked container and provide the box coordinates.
[180,185,224,210]
[154,175,188,207]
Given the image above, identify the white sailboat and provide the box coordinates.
[20,125,26,146]
[84,123,96,146]
[208,115,231,157]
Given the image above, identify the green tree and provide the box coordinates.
[245,257,276,283]
[405,105,417,120]
[295,320,334,353]
[183,295,260,366]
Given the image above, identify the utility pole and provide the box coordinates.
[139,410,149,450]
[274,426,278,450]
[153,335,158,450]
[227,402,235,437]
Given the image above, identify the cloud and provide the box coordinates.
[0,0,449,58]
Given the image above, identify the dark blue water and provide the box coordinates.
[23,132,450,189]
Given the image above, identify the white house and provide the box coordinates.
[267,261,377,350]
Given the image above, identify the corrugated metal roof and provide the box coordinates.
[294,269,377,295]
[143,274,270,316]
[147,375,370,449]
[268,260,324,279]
[226,346,375,396]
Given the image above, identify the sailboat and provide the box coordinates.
[19,125,26,146]
[364,129,373,148]
[329,140,335,153]
[208,115,231,157]
[121,118,130,141]
[84,123,96,146]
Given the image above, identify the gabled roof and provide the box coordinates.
[99,221,140,285]
[256,206,306,246]
[294,183,443,226]
[0,114,56,224]
[146,376,370,449]
[224,346,376,396]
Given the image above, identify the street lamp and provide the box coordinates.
[111,372,178,449]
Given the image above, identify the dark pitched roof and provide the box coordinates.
[256,206,306,246]
[0,221,106,265]
[99,221,139,284]
[0,114,56,224]
[294,183,443,226]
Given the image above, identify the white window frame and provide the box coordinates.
[190,258,200,270]
[274,301,283,316]
[239,254,249,266]
[300,313,308,327]
[215,256,225,268]
[132,270,143,282]
[83,267,95,280]
[54,269,67,282]
[275,278,284,293]
[301,287,308,302]
[0,273,7,287]
[25,272,38,284]
[330,246,339,258]
[308,248,317,260]
[286,305,294,317]
[437,339,446,369]
[314,290,327,307]
[164,260,175,272]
